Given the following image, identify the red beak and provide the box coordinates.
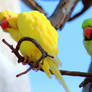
[0,18,11,30]
[84,27,92,39]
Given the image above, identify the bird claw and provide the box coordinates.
[22,56,29,65]
[2,37,54,77]
[32,64,41,72]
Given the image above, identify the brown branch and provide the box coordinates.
[48,0,79,29]
[21,0,46,14]
[60,70,92,77]
[68,0,92,21]
[2,38,92,78]
[68,8,88,21]
[82,62,92,92]
[79,77,92,88]
[2,39,24,63]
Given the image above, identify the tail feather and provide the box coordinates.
[41,59,52,78]
[48,57,69,92]
[41,56,69,92]
[49,52,62,66]
[51,54,62,66]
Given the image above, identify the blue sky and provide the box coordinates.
[20,1,92,92]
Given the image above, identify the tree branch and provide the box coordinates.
[22,0,79,29]
[2,38,92,78]
[21,0,46,14]
[68,0,92,21]
[48,0,79,29]
[60,70,92,77]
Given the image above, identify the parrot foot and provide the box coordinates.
[15,37,54,65]
[22,56,29,65]
[22,55,41,71]
[33,52,54,68]
[36,65,41,71]
[32,64,41,72]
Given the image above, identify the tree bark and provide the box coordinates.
[82,62,92,92]
[49,0,79,29]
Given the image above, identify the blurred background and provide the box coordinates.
[0,0,92,92]
[0,0,31,92]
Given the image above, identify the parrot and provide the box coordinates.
[0,10,69,92]
[79,19,92,88]
[82,18,92,57]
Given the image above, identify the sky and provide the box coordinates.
[20,1,92,92]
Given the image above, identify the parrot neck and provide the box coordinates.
[84,40,92,57]
[7,28,20,42]
[8,17,18,29]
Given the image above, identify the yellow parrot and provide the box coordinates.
[0,10,69,92]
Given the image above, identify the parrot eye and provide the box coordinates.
[0,18,11,30]
[84,27,92,40]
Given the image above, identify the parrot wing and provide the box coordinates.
[17,11,58,55]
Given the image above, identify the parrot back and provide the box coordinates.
[17,11,58,62]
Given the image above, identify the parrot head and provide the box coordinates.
[82,18,92,57]
[82,18,92,41]
[0,10,18,31]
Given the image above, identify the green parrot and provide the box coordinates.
[82,18,92,57]
[79,18,92,88]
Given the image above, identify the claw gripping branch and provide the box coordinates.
[2,37,54,77]
[15,37,54,65]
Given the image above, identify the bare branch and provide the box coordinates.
[2,38,92,79]
[48,0,79,29]
[21,0,46,14]
[68,0,92,21]
[60,70,92,77]
[79,77,92,88]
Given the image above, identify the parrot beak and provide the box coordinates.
[84,27,92,41]
[0,18,11,30]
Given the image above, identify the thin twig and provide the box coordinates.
[79,77,92,88]
[60,70,92,77]
[68,0,92,21]
[22,0,46,14]
[40,69,92,77]
[2,39,24,63]
[16,67,32,77]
